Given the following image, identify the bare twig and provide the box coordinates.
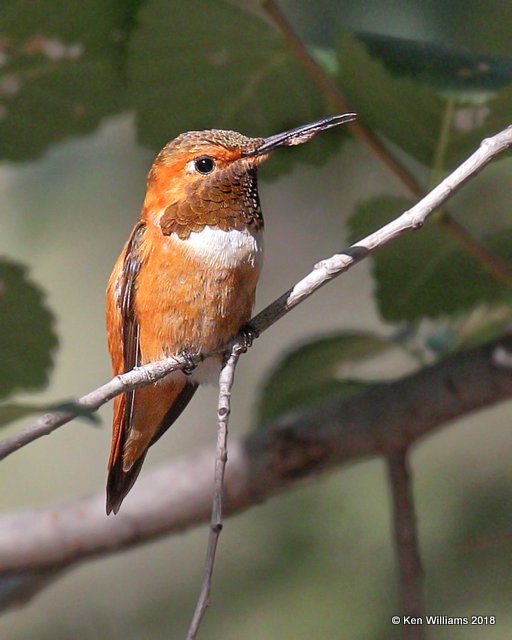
[387,449,424,640]
[0,355,190,461]
[0,334,512,610]
[1,124,511,461]
[261,0,512,286]
[187,346,241,639]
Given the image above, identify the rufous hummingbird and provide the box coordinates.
[105,112,356,514]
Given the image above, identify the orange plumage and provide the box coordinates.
[105,114,356,514]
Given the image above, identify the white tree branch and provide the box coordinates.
[1,125,511,462]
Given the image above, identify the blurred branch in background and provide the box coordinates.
[0,334,511,611]
[261,0,423,196]
[387,450,424,639]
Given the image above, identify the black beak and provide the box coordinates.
[243,112,357,157]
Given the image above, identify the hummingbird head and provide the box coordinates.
[143,113,357,239]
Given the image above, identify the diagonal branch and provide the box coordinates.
[0,335,511,609]
[261,0,512,286]
[1,124,511,461]
[0,354,190,461]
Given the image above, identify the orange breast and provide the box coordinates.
[135,221,263,364]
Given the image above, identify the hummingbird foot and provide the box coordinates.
[239,323,260,352]
[179,348,198,375]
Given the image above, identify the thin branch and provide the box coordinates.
[387,449,424,640]
[0,335,511,610]
[1,124,511,461]
[0,355,190,461]
[261,0,512,286]
[248,124,512,329]
[187,346,241,639]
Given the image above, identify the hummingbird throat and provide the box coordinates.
[159,165,263,240]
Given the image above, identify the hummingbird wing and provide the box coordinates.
[106,222,145,472]
[105,222,197,514]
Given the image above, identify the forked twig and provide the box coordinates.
[186,344,242,640]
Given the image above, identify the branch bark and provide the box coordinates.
[1,124,511,463]
[0,336,511,609]
[387,449,424,640]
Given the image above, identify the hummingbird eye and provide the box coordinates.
[193,156,216,175]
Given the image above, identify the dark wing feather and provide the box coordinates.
[106,222,145,514]
[120,223,146,422]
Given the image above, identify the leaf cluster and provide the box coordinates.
[2,1,512,426]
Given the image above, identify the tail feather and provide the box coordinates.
[106,381,198,514]
[106,454,147,515]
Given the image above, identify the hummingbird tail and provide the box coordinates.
[106,454,147,515]
[106,381,198,514]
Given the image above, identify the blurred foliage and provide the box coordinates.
[0,0,127,160]
[359,33,512,92]
[0,258,57,401]
[338,34,512,168]
[346,196,512,321]
[257,331,389,425]
[1,0,512,169]
[285,0,512,58]
[338,35,447,167]
[128,0,345,178]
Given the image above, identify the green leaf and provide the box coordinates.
[347,196,512,321]
[256,332,389,427]
[447,0,512,57]
[283,0,512,59]
[0,258,57,399]
[128,0,348,178]
[337,32,446,166]
[0,402,48,428]
[336,33,512,169]
[453,307,512,352]
[0,0,126,161]
[358,32,512,92]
